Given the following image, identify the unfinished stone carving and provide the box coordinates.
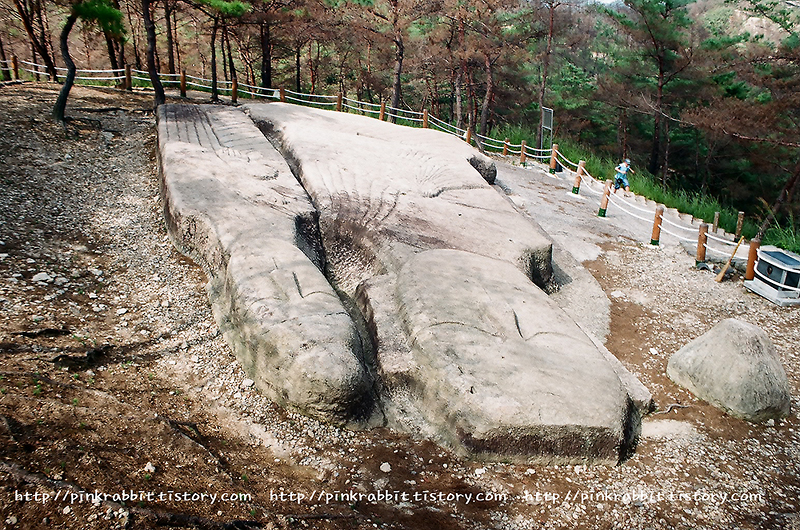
[157,105,372,422]
[158,102,647,463]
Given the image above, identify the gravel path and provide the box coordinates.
[0,84,797,530]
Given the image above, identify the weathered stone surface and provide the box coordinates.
[157,104,372,421]
[667,318,791,422]
[392,249,633,462]
[157,103,645,462]
[246,103,554,293]
[243,103,642,462]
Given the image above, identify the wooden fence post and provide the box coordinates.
[465,127,472,145]
[713,211,720,233]
[549,143,559,174]
[422,109,428,128]
[573,160,586,194]
[336,93,342,111]
[651,205,665,245]
[599,180,612,217]
[736,211,744,239]
[125,65,132,91]
[231,78,238,104]
[379,101,386,121]
[697,223,709,264]
[179,71,186,97]
[746,239,761,281]
[279,87,286,102]
[520,140,527,165]
[503,138,509,156]
[12,55,19,80]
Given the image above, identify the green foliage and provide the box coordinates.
[702,6,735,36]
[782,32,800,51]
[627,172,759,238]
[195,0,250,17]
[712,71,750,99]
[754,90,772,103]
[550,138,615,183]
[701,33,748,51]
[73,0,125,36]
[763,216,800,253]
[491,123,530,147]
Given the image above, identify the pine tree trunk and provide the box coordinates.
[53,12,78,122]
[37,1,56,80]
[124,0,142,69]
[142,0,165,106]
[225,23,236,84]
[12,0,57,79]
[467,68,477,131]
[618,108,628,158]
[295,44,301,92]
[308,42,317,94]
[454,66,463,130]
[104,32,119,71]
[210,17,219,101]
[478,52,494,140]
[173,10,181,73]
[221,23,228,82]
[649,63,664,176]
[112,0,126,70]
[390,38,404,121]
[0,34,11,81]
[661,118,670,189]
[164,0,176,75]
[260,20,271,89]
[389,0,403,122]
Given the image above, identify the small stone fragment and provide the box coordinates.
[32,272,52,282]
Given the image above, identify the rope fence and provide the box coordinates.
[607,194,655,224]
[7,55,761,276]
[544,139,756,273]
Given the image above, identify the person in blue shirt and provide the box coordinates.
[614,159,634,195]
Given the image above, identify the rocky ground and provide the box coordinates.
[0,83,798,530]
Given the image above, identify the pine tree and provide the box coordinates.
[53,0,124,121]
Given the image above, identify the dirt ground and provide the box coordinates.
[0,83,798,530]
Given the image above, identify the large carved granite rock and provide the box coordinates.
[246,103,640,463]
[245,103,554,293]
[373,249,632,460]
[157,105,372,422]
[667,318,791,422]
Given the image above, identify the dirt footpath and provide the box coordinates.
[0,84,798,530]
